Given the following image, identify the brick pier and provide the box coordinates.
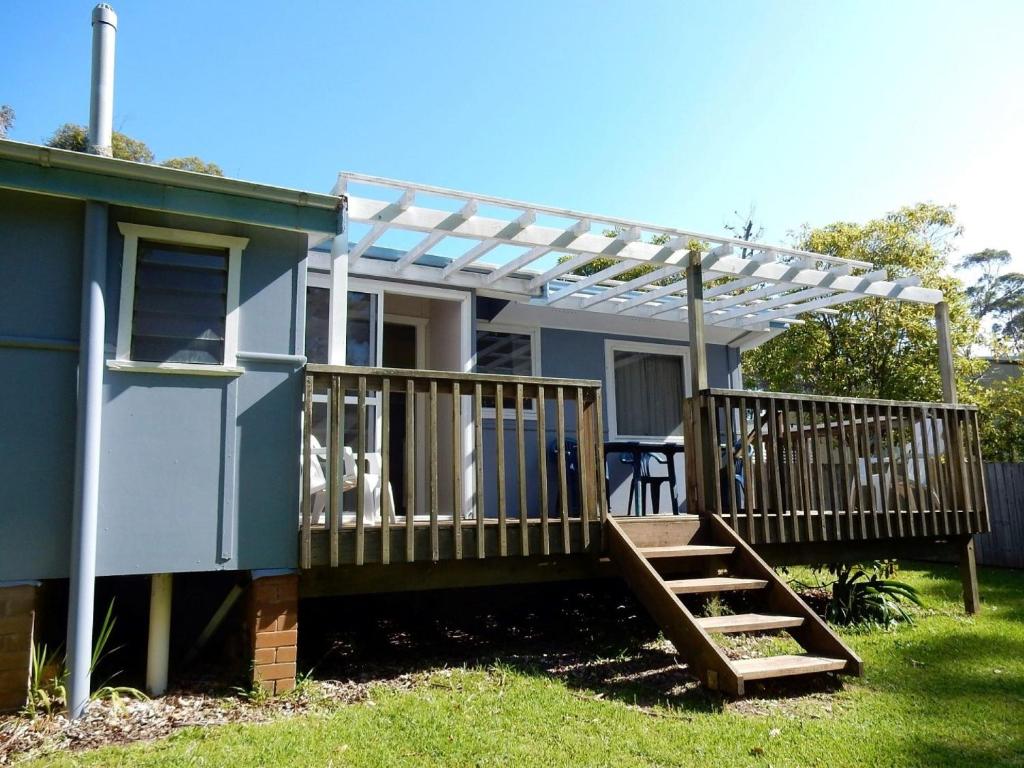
[248,573,298,695]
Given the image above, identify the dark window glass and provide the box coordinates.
[476,329,533,409]
[304,287,377,366]
[131,240,228,365]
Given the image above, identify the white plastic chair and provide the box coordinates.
[305,434,328,525]
[342,447,396,525]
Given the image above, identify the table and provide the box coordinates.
[603,441,686,516]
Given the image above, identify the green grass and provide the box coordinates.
[25,563,1024,767]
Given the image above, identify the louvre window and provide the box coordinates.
[130,240,230,365]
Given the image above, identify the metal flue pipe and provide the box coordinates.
[67,3,116,719]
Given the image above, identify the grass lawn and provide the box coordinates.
[23,562,1024,767]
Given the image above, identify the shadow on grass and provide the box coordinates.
[297,580,844,714]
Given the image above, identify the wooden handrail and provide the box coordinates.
[299,366,607,568]
[694,390,989,546]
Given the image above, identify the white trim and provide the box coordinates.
[476,321,541,420]
[106,360,243,377]
[604,339,690,442]
[114,222,246,368]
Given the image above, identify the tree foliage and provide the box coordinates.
[957,248,1023,354]
[742,203,983,402]
[0,105,14,138]
[159,155,224,176]
[46,122,155,163]
[975,374,1024,461]
[44,122,222,175]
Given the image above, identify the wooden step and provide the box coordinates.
[732,654,848,681]
[696,613,804,634]
[665,577,768,595]
[640,545,734,559]
[615,516,700,548]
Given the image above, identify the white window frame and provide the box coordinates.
[476,321,541,420]
[110,222,247,376]
[604,339,690,442]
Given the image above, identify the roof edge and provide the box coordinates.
[0,138,342,212]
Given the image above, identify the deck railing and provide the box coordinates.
[690,389,989,546]
[300,365,607,567]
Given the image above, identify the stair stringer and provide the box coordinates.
[705,516,864,676]
[606,517,745,696]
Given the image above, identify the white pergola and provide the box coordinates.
[321,172,943,367]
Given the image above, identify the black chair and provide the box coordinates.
[623,451,679,515]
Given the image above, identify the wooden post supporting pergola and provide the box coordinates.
[935,301,981,615]
[684,249,713,516]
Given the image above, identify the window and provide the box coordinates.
[605,340,688,440]
[113,223,246,373]
[304,287,379,366]
[475,324,538,414]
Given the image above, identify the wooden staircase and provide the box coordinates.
[606,514,862,696]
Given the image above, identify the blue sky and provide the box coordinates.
[3,0,1021,275]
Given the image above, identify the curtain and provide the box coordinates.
[613,350,684,437]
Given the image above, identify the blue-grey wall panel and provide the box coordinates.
[0,349,78,580]
[0,190,83,341]
[0,191,83,581]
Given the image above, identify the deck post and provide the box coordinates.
[935,301,957,406]
[958,536,981,614]
[327,197,349,366]
[685,249,712,514]
[937,302,979,613]
[145,573,173,696]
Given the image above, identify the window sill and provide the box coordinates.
[106,359,244,377]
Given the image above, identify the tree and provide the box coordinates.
[976,375,1024,461]
[160,156,224,176]
[742,203,984,402]
[0,105,13,138]
[46,122,155,163]
[44,122,222,175]
[957,248,1024,355]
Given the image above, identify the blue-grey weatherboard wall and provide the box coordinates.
[0,134,345,582]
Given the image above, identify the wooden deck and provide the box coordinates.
[298,366,989,576]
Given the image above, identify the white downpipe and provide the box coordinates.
[146,574,173,696]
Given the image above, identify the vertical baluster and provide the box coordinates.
[593,388,608,530]
[516,383,529,556]
[405,379,415,562]
[301,373,313,569]
[556,386,570,554]
[765,398,785,544]
[794,399,813,542]
[495,384,507,557]
[576,386,590,550]
[380,378,392,565]
[948,408,971,534]
[451,381,463,561]
[896,406,917,538]
[847,402,866,539]
[957,409,977,532]
[751,398,770,545]
[821,401,841,541]
[474,382,485,559]
[872,404,892,538]
[708,395,723,519]
[831,400,852,541]
[807,401,828,542]
[884,405,904,537]
[429,380,439,560]
[968,410,989,532]
[355,376,367,566]
[917,406,936,537]
[722,396,738,532]
[858,403,878,538]
[930,407,950,535]
[739,397,754,543]
[329,375,342,567]
[536,384,549,555]
[780,399,799,542]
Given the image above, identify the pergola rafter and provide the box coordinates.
[333,172,943,331]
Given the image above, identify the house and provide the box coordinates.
[0,4,989,714]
